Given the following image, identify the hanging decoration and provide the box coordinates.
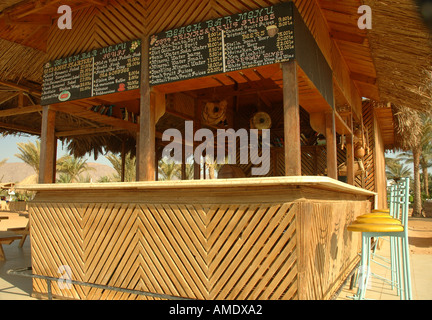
[250,111,272,130]
[202,100,228,126]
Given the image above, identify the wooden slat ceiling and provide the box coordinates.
[318,0,379,101]
[0,0,96,52]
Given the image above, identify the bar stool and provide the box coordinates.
[372,209,390,213]
[351,196,402,294]
[347,178,412,300]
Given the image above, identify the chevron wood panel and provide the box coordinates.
[30,202,86,299]
[46,0,333,61]
[29,200,299,300]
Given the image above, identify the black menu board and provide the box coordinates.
[41,40,142,105]
[149,2,294,85]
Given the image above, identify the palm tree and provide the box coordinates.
[0,158,7,167]
[385,157,412,183]
[98,176,112,183]
[419,129,432,198]
[393,106,432,217]
[158,157,181,180]
[0,158,7,183]
[408,113,432,216]
[15,140,40,174]
[205,155,228,179]
[57,173,72,184]
[57,155,94,183]
[105,152,136,182]
[399,142,432,198]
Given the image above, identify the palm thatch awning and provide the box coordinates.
[364,0,432,113]
[17,174,38,186]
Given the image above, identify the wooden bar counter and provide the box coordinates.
[18,177,375,300]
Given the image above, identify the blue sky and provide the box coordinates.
[0,134,112,166]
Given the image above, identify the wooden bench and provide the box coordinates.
[0,216,30,261]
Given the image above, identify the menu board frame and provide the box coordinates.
[149,2,295,86]
[41,39,142,106]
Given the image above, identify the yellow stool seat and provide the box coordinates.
[357,213,392,219]
[355,217,402,225]
[347,223,404,233]
[372,209,390,213]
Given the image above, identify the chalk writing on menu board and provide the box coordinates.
[149,2,294,85]
[41,40,142,105]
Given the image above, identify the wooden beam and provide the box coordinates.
[0,121,40,135]
[282,61,301,176]
[0,105,42,118]
[136,36,155,181]
[6,14,52,26]
[346,111,355,185]
[346,134,355,185]
[39,105,56,184]
[87,0,108,6]
[121,139,126,182]
[335,111,352,135]
[55,126,122,137]
[11,0,62,20]
[330,30,365,44]
[193,99,202,180]
[49,104,138,132]
[0,92,20,106]
[325,111,338,180]
[350,72,377,85]
[0,80,41,97]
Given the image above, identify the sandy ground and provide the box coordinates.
[408,216,432,255]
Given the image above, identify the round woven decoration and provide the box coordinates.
[250,112,272,130]
[202,100,227,125]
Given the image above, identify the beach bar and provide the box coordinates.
[0,0,430,300]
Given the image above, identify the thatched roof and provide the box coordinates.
[392,104,424,151]
[0,39,45,84]
[365,0,432,112]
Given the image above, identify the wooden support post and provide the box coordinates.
[325,111,338,179]
[282,61,301,176]
[194,100,202,180]
[137,36,155,181]
[39,105,56,184]
[121,139,126,182]
[181,146,187,180]
[346,134,355,185]
[346,113,355,185]
[18,92,24,108]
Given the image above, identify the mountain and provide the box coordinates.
[0,162,116,184]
